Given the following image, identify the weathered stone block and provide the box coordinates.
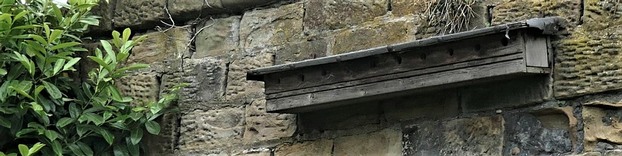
[243,99,296,143]
[116,72,160,106]
[194,16,241,59]
[226,53,273,103]
[113,0,166,28]
[275,139,333,156]
[178,107,245,151]
[492,0,581,26]
[403,116,503,155]
[128,28,192,65]
[554,26,622,98]
[503,107,576,155]
[333,128,402,156]
[239,2,304,53]
[274,39,327,65]
[176,58,228,110]
[331,18,416,54]
[460,76,551,112]
[88,0,114,32]
[583,106,622,152]
[580,0,622,30]
[382,90,459,121]
[167,0,208,21]
[304,0,388,32]
[390,0,429,17]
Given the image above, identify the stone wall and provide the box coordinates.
[85,0,622,155]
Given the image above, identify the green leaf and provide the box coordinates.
[100,40,116,62]
[63,57,80,71]
[69,103,80,119]
[0,116,10,128]
[45,130,60,141]
[97,129,114,145]
[13,10,28,21]
[0,68,6,76]
[28,143,45,156]
[51,140,63,156]
[80,113,104,125]
[48,30,63,43]
[145,120,160,135]
[42,81,62,99]
[130,128,143,145]
[50,42,80,50]
[29,34,47,45]
[16,128,35,137]
[79,17,99,26]
[18,144,28,156]
[76,142,93,156]
[122,28,131,42]
[113,145,129,156]
[68,144,85,156]
[56,117,74,128]
[87,56,113,72]
[52,59,65,75]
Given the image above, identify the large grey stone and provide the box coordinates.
[403,116,504,155]
[239,2,304,54]
[88,0,115,32]
[274,39,327,65]
[303,0,388,32]
[331,18,416,54]
[194,16,241,59]
[333,128,402,156]
[128,28,192,65]
[116,72,160,106]
[225,53,273,103]
[503,107,576,155]
[177,58,228,110]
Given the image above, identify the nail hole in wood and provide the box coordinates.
[298,74,305,81]
[501,38,509,46]
[420,53,427,60]
[448,48,454,56]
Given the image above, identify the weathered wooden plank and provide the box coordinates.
[524,32,549,67]
[266,53,525,99]
[266,60,539,112]
[265,31,527,94]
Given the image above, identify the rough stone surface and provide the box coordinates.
[304,0,388,32]
[178,107,245,152]
[177,58,228,110]
[113,0,166,28]
[225,53,273,103]
[244,99,296,143]
[492,0,581,26]
[167,0,208,20]
[554,26,622,98]
[583,106,622,151]
[503,107,576,155]
[128,28,192,65]
[88,0,115,32]
[382,90,459,121]
[194,16,241,59]
[403,116,503,155]
[331,18,416,54]
[116,72,160,106]
[239,2,304,54]
[275,139,333,156]
[333,128,402,156]
[274,39,327,65]
[390,0,430,17]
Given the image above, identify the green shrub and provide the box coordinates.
[0,0,179,155]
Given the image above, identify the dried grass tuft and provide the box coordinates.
[421,0,478,35]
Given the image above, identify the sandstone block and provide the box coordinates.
[243,99,296,143]
[333,128,402,156]
[274,39,327,65]
[178,107,245,151]
[226,53,273,103]
[194,16,241,59]
[175,58,228,110]
[113,0,166,28]
[116,72,160,106]
[492,0,580,26]
[303,0,388,32]
[275,139,333,156]
[390,0,430,17]
[331,18,416,54]
[583,106,622,151]
[128,28,192,65]
[239,2,304,54]
[554,26,622,98]
[382,90,459,121]
[403,116,504,155]
[167,0,208,21]
[503,107,576,155]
